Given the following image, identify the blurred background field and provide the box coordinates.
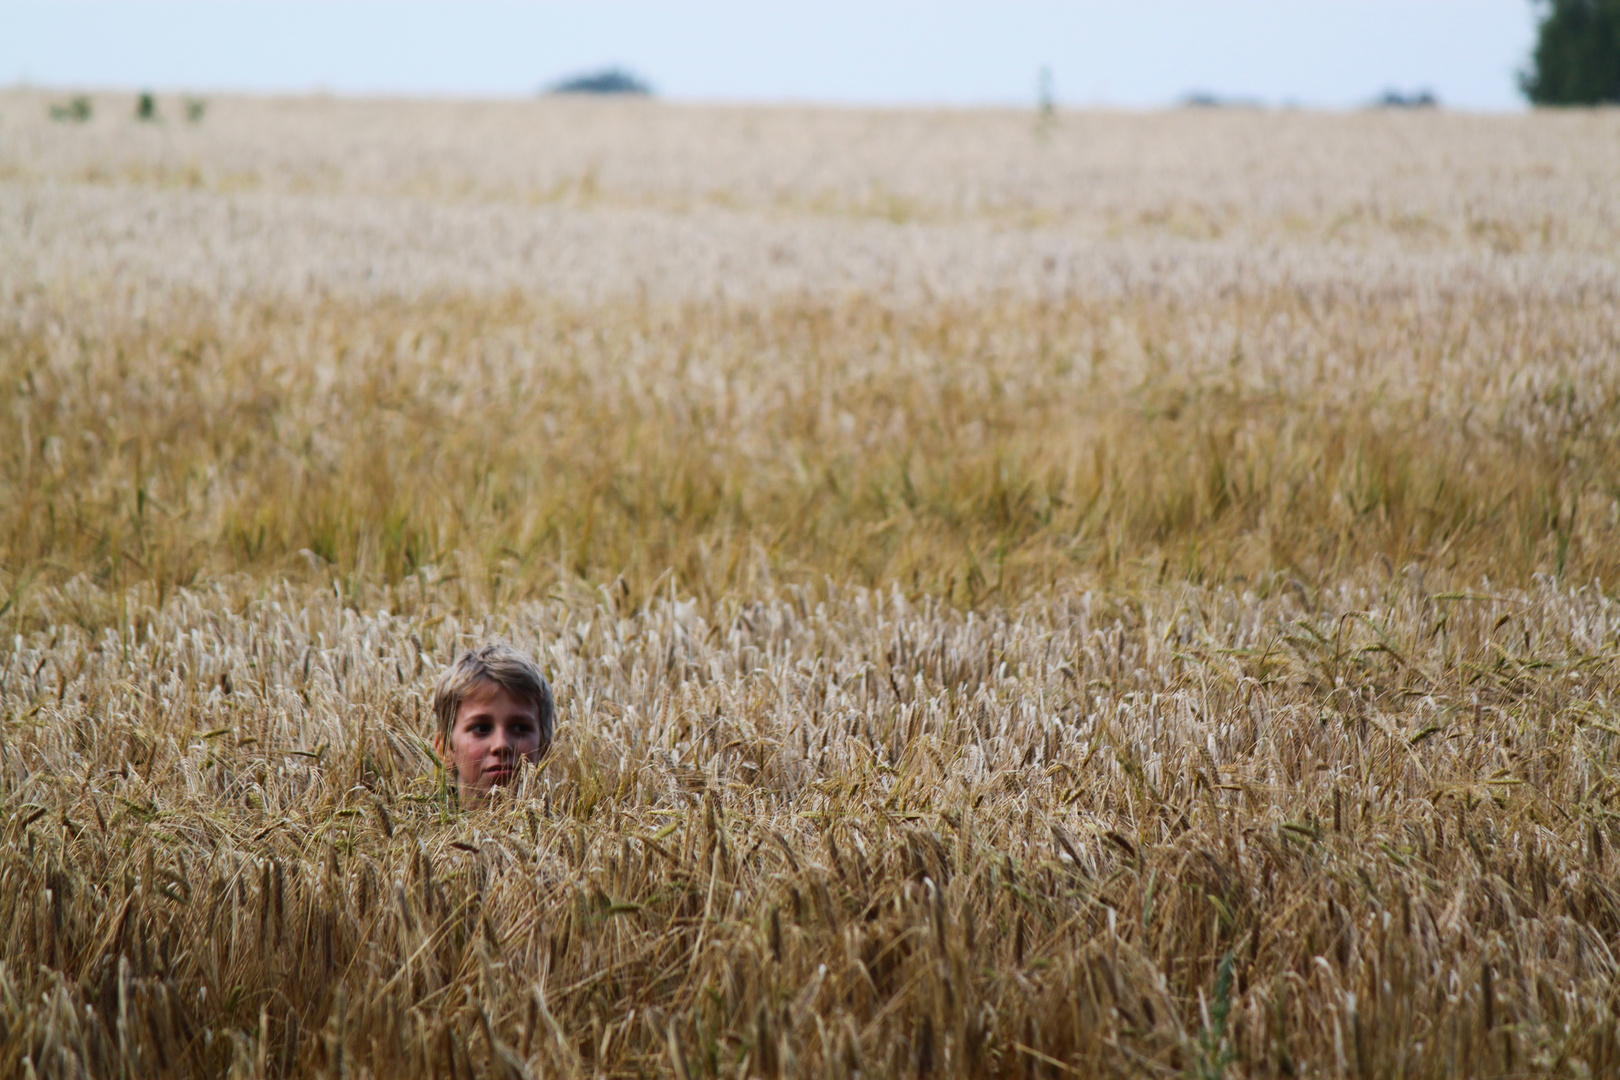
[5,93,1620,607]
[3,91,1620,1078]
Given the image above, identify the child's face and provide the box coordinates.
[442,680,546,798]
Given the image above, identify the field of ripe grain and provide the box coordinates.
[3,91,1620,1079]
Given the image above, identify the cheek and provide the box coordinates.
[450,733,483,763]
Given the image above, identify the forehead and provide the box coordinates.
[456,679,539,718]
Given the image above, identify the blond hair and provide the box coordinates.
[432,643,556,750]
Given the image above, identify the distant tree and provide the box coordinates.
[49,96,92,122]
[1374,87,1439,109]
[1521,0,1620,104]
[547,68,653,96]
[1178,91,1264,109]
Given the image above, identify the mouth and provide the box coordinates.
[484,766,516,784]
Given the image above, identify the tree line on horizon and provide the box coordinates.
[540,2,1620,111]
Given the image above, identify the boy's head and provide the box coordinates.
[432,643,555,800]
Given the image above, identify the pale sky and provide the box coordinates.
[3,1,1539,110]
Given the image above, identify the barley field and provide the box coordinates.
[3,90,1620,1079]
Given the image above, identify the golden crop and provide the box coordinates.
[2,91,1619,1078]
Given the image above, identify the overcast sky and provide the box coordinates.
[3,1,1539,110]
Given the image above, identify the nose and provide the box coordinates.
[490,725,514,756]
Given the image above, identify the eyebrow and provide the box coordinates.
[459,709,536,723]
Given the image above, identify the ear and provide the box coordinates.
[432,730,446,757]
